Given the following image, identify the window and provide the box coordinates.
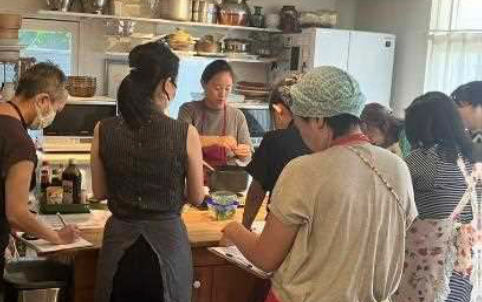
[425,0,482,94]
[0,19,79,85]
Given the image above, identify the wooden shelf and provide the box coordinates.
[37,10,282,34]
[105,52,277,64]
[67,96,116,105]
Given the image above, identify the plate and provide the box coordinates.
[197,52,226,58]
[0,45,23,51]
[235,89,271,97]
[0,39,19,46]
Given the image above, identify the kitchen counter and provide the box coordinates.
[46,207,269,302]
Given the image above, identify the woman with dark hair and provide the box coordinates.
[91,42,205,302]
[178,60,252,167]
[395,92,476,302]
[360,103,408,156]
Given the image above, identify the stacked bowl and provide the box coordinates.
[0,14,23,62]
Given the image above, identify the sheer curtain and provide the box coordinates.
[425,0,482,94]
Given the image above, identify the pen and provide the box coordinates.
[56,212,68,227]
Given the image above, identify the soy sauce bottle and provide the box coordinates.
[62,159,82,204]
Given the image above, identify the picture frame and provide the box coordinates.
[104,59,130,98]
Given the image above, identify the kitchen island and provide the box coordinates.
[44,208,269,302]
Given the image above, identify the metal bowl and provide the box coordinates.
[46,0,74,12]
[207,166,249,193]
[223,39,250,54]
[80,0,107,14]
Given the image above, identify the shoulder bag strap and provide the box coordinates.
[347,146,405,218]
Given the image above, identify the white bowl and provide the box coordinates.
[0,45,23,51]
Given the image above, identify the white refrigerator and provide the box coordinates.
[275,28,396,108]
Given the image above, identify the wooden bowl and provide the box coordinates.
[67,76,97,98]
[0,14,22,29]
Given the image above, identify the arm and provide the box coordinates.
[224,213,298,272]
[91,123,108,200]
[233,112,253,160]
[5,162,79,244]
[186,125,205,206]
[242,179,267,228]
[225,159,309,272]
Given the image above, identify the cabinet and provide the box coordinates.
[192,248,269,302]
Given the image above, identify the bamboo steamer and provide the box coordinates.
[0,14,22,29]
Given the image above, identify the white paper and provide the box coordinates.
[38,210,111,230]
[209,246,271,279]
[18,236,93,254]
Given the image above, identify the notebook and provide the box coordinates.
[18,234,93,254]
[209,246,271,279]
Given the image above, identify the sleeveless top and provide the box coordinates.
[99,115,189,219]
[95,115,194,302]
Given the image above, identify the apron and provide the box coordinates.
[95,214,193,302]
[393,158,480,302]
[201,105,228,167]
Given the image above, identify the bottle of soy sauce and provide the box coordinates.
[40,161,50,203]
[62,159,82,204]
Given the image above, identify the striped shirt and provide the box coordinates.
[406,145,476,302]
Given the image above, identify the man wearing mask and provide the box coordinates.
[0,63,79,285]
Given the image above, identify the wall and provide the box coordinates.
[355,0,432,117]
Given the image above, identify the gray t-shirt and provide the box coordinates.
[178,101,252,148]
[269,144,417,302]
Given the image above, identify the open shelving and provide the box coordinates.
[37,10,282,34]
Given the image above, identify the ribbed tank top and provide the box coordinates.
[99,115,189,219]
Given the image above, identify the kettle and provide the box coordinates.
[159,0,192,21]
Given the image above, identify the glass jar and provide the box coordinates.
[279,5,301,33]
[217,0,249,26]
[250,6,265,28]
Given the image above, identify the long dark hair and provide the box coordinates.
[405,92,473,162]
[118,42,180,129]
[361,103,404,148]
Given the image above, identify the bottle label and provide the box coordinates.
[62,180,74,204]
[46,186,63,205]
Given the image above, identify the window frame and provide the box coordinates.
[21,18,80,76]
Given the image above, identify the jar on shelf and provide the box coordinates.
[250,6,265,28]
[279,5,301,33]
[217,0,249,26]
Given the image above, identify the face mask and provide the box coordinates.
[29,101,56,130]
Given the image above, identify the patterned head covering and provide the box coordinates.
[269,73,304,108]
[290,66,366,118]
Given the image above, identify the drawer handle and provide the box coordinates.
[193,281,202,289]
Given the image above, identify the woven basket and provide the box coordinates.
[67,76,96,98]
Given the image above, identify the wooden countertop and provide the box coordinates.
[42,207,266,257]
